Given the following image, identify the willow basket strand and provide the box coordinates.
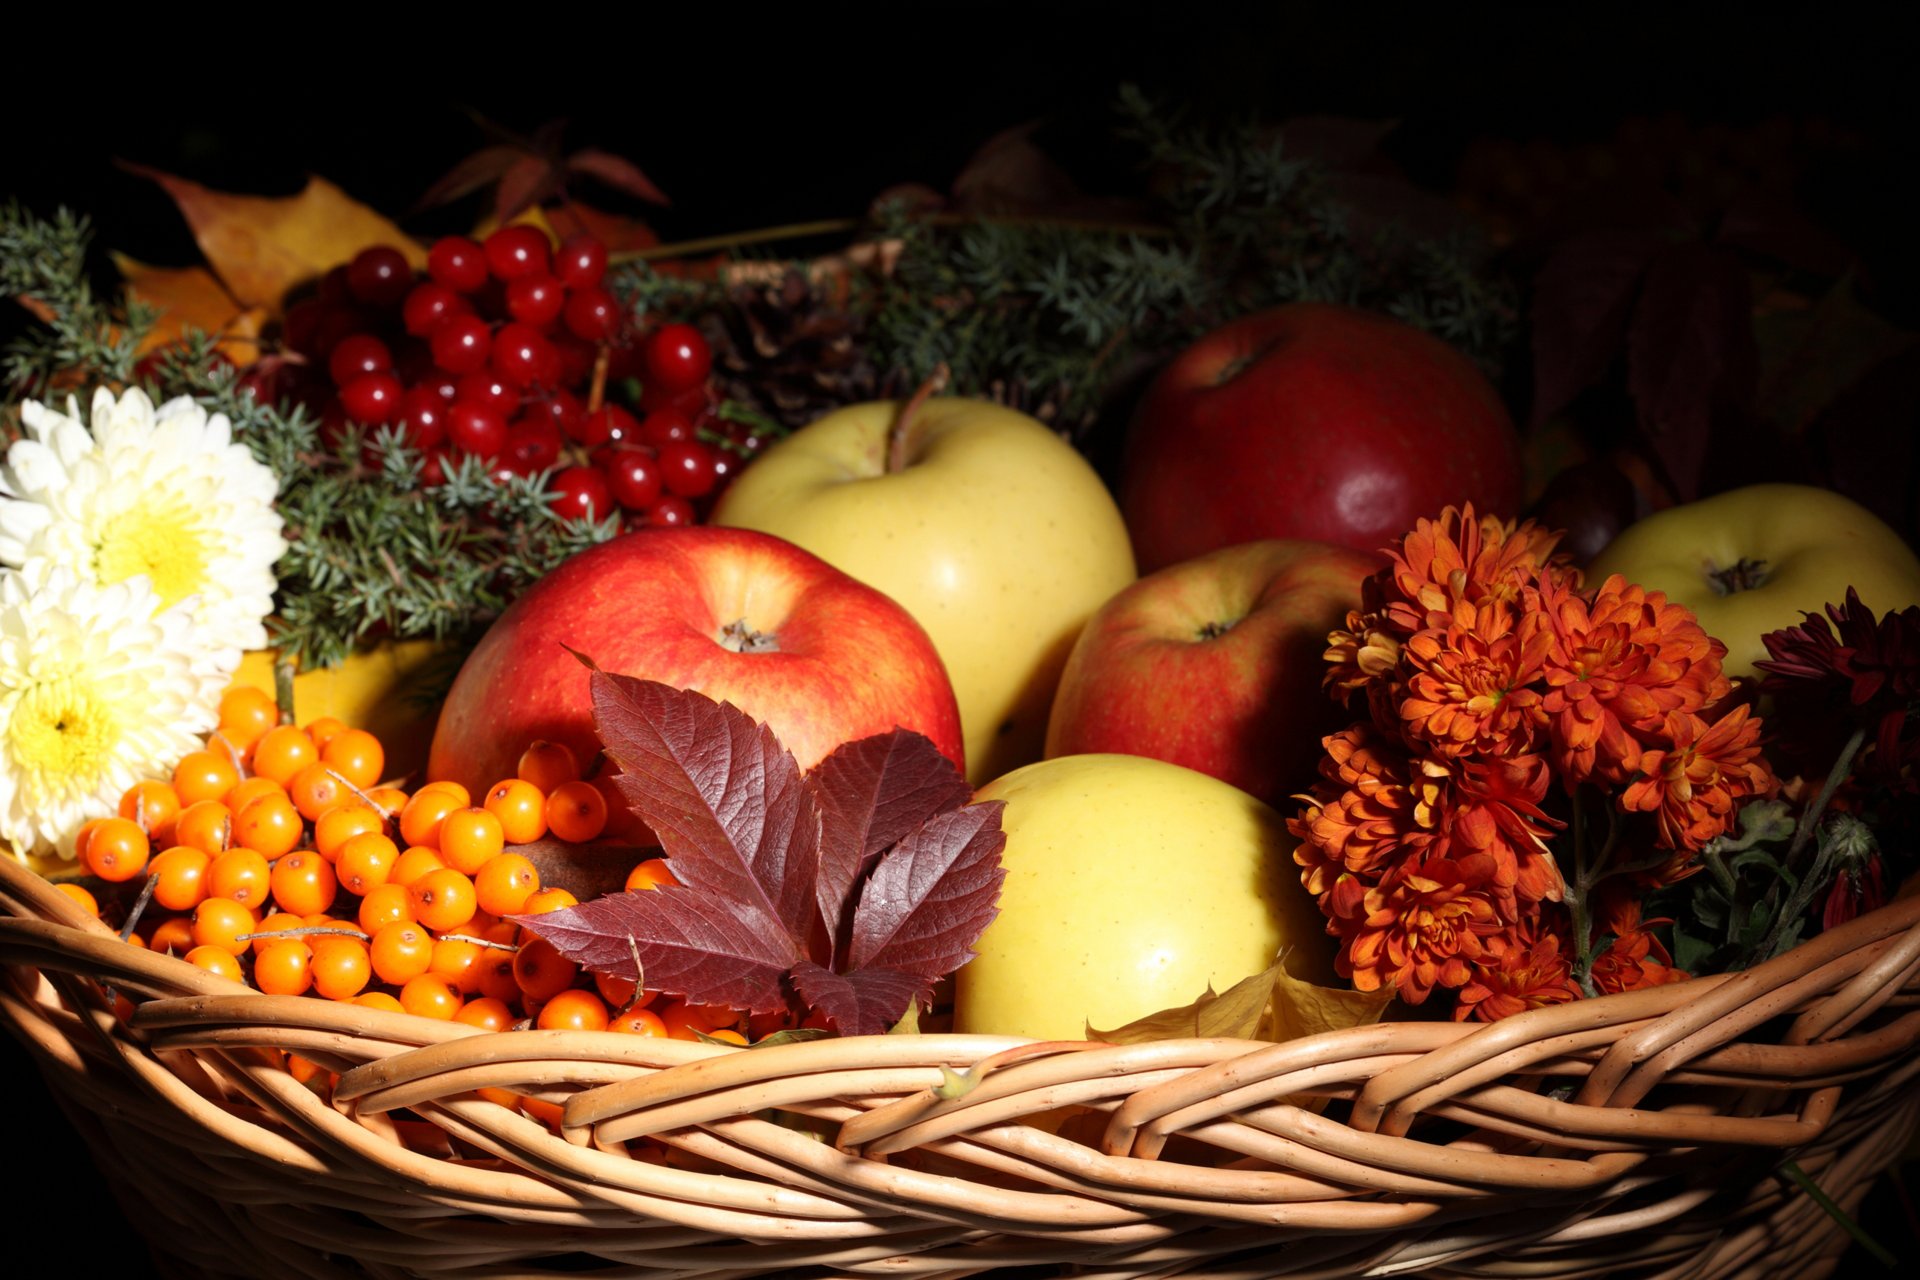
[2,854,1916,1279]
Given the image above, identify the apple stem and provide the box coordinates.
[887,363,951,474]
[718,619,780,654]
[1707,557,1770,595]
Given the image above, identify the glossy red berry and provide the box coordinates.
[447,401,508,458]
[430,315,493,375]
[504,423,562,472]
[399,386,449,450]
[601,447,663,510]
[550,465,613,523]
[429,236,490,292]
[506,275,565,328]
[318,265,353,305]
[484,226,550,281]
[658,440,719,498]
[643,324,712,393]
[647,495,695,526]
[573,404,637,447]
[346,246,414,308]
[639,409,693,448]
[402,282,465,337]
[341,372,404,425]
[555,233,607,289]
[490,323,559,388]
[454,373,518,415]
[563,287,619,342]
[328,334,391,387]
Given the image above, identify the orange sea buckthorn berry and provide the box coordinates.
[321,729,385,791]
[83,817,151,883]
[54,882,100,917]
[316,804,384,860]
[270,849,338,917]
[335,831,398,896]
[288,764,352,823]
[217,685,279,753]
[399,790,462,849]
[207,848,272,908]
[475,947,521,1003]
[475,1086,523,1111]
[428,935,485,991]
[520,887,578,917]
[119,780,182,845]
[191,897,258,956]
[625,858,678,892]
[185,945,244,981]
[171,800,233,857]
[483,778,547,845]
[704,1028,748,1047]
[364,785,409,817]
[251,725,318,787]
[438,807,504,876]
[71,819,103,865]
[537,989,609,1032]
[256,910,306,937]
[303,716,348,753]
[370,922,434,985]
[515,740,580,793]
[400,974,460,1020]
[223,775,284,819]
[173,750,241,807]
[409,867,478,933]
[286,1053,327,1087]
[593,970,657,1011]
[357,883,414,934]
[418,779,471,805]
[658,1000,723,1041]
[310,937,372,1000]
[150,846,212,911]
[254,941,313,996]
[149,916,195,955]
[512,937,577,1003]
[474,853,539,917]
[609,1006,667,1037]
[455,996,514,1031]
[353,991,405,1013]
[235,793,303,860]
[545,781,607,844]
[390,845,447,888]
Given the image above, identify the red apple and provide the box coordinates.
[428,526,965,797]
[1044,539,1377,803]
[1119,303,1523,571]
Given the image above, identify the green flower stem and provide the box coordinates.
[1752,726,1868,962]
[1568,790,1599,997]
[1778,1161,1896,1268]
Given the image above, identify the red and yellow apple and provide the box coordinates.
[427,526,964,795]
[1044,540,1377,803]
[713,395,1135,784]
[953,753,1332,1040]
[1119,303,1524,571]
[1588,483,1920,678]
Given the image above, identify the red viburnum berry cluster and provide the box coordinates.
[1289,506,1780,1021]
[273,228,756,528]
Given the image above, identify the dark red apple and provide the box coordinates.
[1119,303,1523,571]
[1044,539,1377,803]
[429,526,965,796]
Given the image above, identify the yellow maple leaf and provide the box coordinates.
[110,254,266,364]
[123,164,425,310]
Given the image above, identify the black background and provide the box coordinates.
[4,11,1916,1275]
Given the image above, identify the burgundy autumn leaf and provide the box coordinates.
[567,148,671,207]
[810,729,975,957]
[516,886,797,1013]
[788,961,932,1037]
[414,146,525,214]
[591,671,822,946]
[519,678,1005,1038]
[1626,242,1756,501]
[1528,229,1665,429]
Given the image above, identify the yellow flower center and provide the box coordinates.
[93,497,212,608]
[8,676,120,796]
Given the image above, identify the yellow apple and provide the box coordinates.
[712,396,1135,783]
[952,753,1332,1040]
[1588,484,1920,678]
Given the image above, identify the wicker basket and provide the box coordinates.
[2,852,1916,1280]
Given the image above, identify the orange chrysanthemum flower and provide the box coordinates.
[1381,505,1575,636]
[1621,705,1778,854]
[1399,605,1553,758]
[1589,888,1689,995]
[1323,606,1401,704]
[1453,914,1581,1022]
[1446,754,1566,907]
[1290,726,1444,895]
[1335,855,1499,1004]
[1539,575,1732,786]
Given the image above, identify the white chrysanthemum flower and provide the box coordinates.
[0,387,286,678]
[0,563,222,860]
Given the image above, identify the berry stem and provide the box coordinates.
[273,652,298,726]
[587,342,611,415]
[887,363,951,475]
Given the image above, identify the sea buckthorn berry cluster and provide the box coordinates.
[268,228,759,529]
[71,713,746,1107]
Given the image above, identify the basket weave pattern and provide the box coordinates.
[3,854,1916,1279]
